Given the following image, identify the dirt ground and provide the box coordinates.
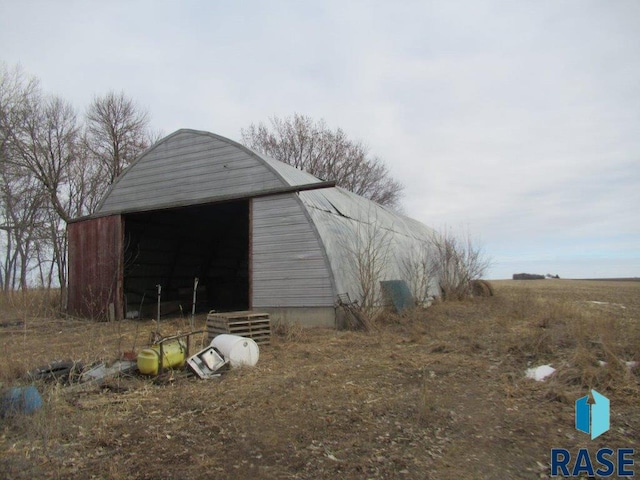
[1,280,638,479]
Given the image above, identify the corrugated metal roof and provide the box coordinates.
[258,151,323,187]
[298,187,437,300]
[301,187,434,239]
[97,130,287,214]
[96,130,328,215]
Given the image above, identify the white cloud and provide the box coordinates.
[1,0,638,278]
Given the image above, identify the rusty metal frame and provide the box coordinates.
[155,330,204,375]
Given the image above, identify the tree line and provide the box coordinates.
[1,62,405,297]
[241,114,403,209]
[0,63,154,294]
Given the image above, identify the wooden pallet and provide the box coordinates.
[206,310,271,345]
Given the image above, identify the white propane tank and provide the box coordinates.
[210,334,259,368]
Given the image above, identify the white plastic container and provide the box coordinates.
[210,334,259,368]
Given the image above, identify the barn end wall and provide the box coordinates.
[252,194,335,312]
[67,215,124,320]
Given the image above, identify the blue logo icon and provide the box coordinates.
[575,389,609,440]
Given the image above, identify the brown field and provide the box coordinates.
[1,280,639,479]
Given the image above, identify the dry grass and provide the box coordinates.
[490,281,640,394]
[1,280,639,479]
[272,320,308,343]
[470,279,495,297]
[0,289,62,323]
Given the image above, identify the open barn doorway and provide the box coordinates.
[123,200,249,317]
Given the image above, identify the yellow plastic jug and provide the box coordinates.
[137,339,186,375]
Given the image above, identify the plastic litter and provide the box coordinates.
[525,364,556,381]
[1,386,43,417]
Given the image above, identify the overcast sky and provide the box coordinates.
[1,0,638,279]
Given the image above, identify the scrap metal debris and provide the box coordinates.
[186,346,227,379]
[26,360,84,383]
[337,293,371,331]
[80,360,137,384]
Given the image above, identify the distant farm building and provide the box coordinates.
[68,129,439,327]
[512,273,546,280]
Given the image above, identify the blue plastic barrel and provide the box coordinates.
[0,386,43,417]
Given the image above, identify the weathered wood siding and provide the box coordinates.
[252,194,335,307]
[98,130,284,214]
[67,215,124,320]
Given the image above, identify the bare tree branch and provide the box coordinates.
[430,228,492,300]
[1,65,157,295]
[85,91,152,184]
[400,243,438,306]
[241,114,404,210]
[341,208,392,328]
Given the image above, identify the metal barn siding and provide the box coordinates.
[98,130,284,215]
[67,215,124,320]
[252,194,335,308]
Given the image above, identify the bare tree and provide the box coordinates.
[0,165,47,290]
[0,63,47,290]
[68,138,108,217]
[8,94,81,294]
[7,94,79,222]
[241,114,404,209]
[341,209,392,327]
[400,243,438,306]
[1,62,85,295]
[430,228,491,300]
[85,91,152,185]
[1,64,157,299]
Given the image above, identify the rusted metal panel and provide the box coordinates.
[67,215,123,320]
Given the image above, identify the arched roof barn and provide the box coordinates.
[68,129,438,326]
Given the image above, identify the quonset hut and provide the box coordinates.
[68,129,438,327]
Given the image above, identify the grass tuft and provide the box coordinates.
[273,320,307,343]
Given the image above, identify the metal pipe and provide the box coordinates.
[156,284,162,337]
[191,277,199,330]
[155,330,205,375]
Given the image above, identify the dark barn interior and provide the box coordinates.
[122,200,249,316]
